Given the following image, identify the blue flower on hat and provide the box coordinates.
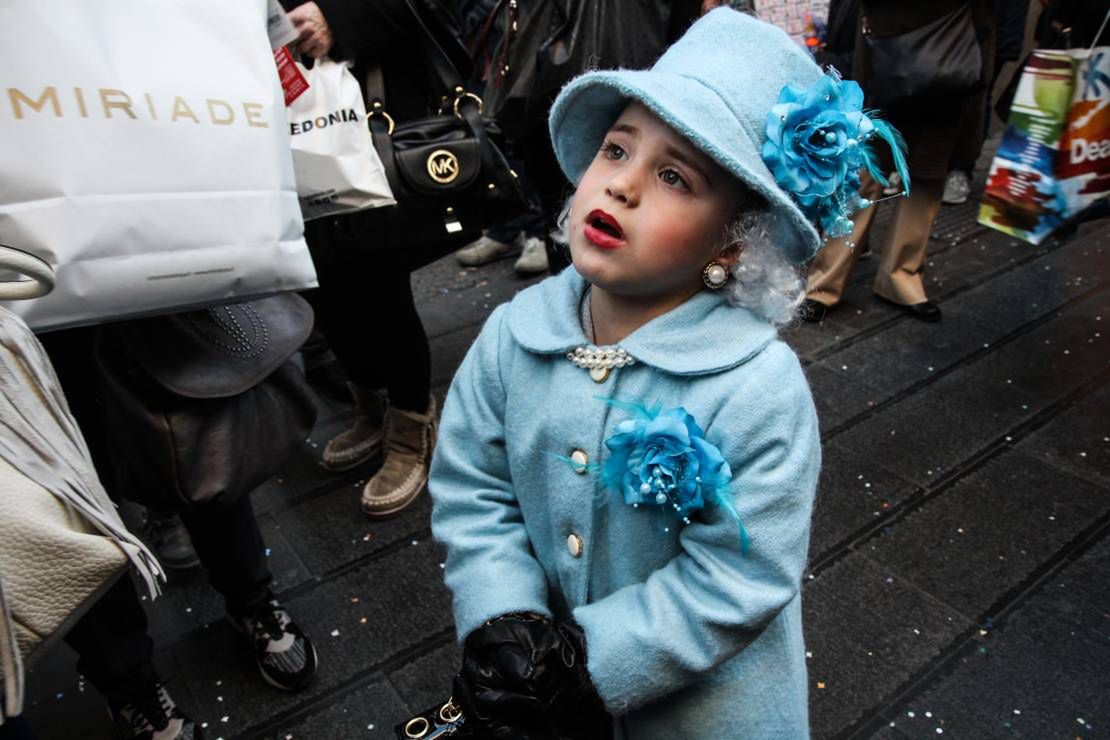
[762,71,910,240]
[597,399,749,551]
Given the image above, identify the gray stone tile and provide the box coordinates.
[1018,383,1110,487]
[387,640,463,715]
[429,323,482,390]
[803,556,969,738]
[828,361,1043,487]
[782,322,849,363]
[923,230,1025,299]
[145,570,227,645]
[943,232,1108,334]
[864,724,912,739]
[265,675,409,740]
[885,537,1110,740]
[252,407,374,516]
[809,440,920,564]
[175,541,452,737]
[815,280,903,338]
[275,485,433,577]
[414,254,542,342]
[864,451,1109,619]
[966,289,1109,403]
[805,363,884,433]
[260,514,314,593]
[817,307,996,400]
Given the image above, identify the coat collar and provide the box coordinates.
[506,266,778,376]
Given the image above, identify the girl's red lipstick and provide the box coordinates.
[583,209,625,250]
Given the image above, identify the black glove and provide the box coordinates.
[452,613,612,740]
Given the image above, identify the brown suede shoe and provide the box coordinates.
[322,384,386,471]
[361,396,437,519]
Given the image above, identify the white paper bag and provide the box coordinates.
[288,59,396,220]
[0,0,318,331]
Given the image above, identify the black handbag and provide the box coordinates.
[93,294,317,511]
[863,4,983,107]
[366,0,529,270]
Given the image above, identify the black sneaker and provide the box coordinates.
[233,599,318,691]
[143,509,200,571]
[112,684,204,740]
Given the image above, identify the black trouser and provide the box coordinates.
[302,209,431,413]
[61,493,272,707]
[40,328,274,705]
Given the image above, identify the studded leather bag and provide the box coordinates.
[365,0,528,270]
[93,294,317,511]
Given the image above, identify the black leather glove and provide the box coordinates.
[452,613,612,740]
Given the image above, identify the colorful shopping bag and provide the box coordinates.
[979,47,1110,243]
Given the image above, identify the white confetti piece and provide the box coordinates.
[331,629,340,637]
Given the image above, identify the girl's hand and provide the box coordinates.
[288,1,334,59]
[701,0,727,15]
[453,614,611,739]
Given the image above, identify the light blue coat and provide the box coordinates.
[429,266,821,739]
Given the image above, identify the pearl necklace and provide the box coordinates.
[568,287,636,382]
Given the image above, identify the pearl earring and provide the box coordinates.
[702,260,729,290]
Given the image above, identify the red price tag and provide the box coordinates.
[274,46,309,106]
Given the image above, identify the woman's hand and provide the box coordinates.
[288,1,334,59]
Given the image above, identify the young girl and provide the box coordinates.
[428,8,906,738]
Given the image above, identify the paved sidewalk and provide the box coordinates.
[21,183,1110,739]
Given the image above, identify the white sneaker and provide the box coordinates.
[455,232,522,266]
[942,170,971,205]
[513,236,549,275]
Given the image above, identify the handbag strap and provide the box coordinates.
[0,245,54,302]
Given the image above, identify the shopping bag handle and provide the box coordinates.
[0,245,54,301]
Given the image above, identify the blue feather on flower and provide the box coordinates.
[592,399,750,553]
[762,70,910,241]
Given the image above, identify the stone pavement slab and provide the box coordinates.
[804,556,968,738]
[875,536,1110,740]
[864,450,1109,620]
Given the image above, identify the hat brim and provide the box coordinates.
[549,69,822,263]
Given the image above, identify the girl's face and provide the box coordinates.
[569,102,743,302]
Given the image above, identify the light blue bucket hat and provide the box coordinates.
[549,8,838,264]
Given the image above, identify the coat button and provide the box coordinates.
[570,449,588,474]
[589,366,610,383]
[567,533,584,558]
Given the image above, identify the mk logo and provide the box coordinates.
[426,149,460,184]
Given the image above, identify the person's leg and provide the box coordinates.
[180,495,317,691]
[303,218,391,470]
[805,173,882,307]
[358,248,436,517]
[872,176,946,306]
[178,496,271,616]
[64,576,156,710]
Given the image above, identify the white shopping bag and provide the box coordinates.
[288,59,396,220]
[0,0,318,331]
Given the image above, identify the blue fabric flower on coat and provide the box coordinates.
[762,71,910,240]
[599,400,749,552]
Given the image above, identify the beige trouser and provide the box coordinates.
[807,173,945,306]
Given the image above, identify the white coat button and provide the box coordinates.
[567,533,584,558]
[589,366,610,383]
[570,449,588,474]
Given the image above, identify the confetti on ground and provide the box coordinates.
[331,629,340,637]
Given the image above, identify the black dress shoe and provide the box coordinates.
[878,296,942,322]
[800,298,830,323]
